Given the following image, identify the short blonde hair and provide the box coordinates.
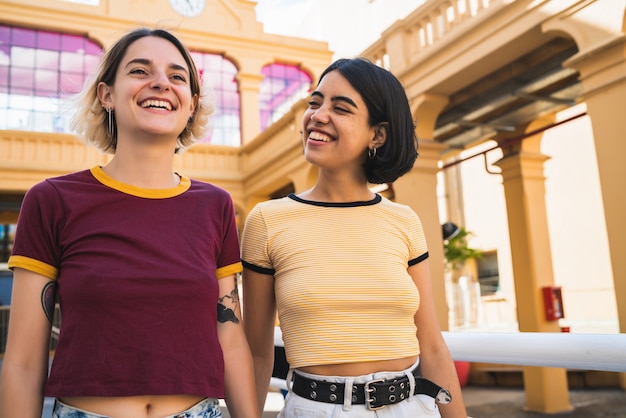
[70,28,214,154]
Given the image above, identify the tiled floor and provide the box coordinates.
[39,385,626,417]
[220,386,626,418]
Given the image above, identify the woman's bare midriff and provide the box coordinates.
[299,355,417,377]
[58,394,206,418]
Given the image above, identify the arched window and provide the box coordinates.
[0,25,312,147]
[0,24,102,133]
[259,63,312,131]
[191,52,240,146]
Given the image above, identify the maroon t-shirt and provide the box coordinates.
[9,167,242,398]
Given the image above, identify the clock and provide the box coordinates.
[169,0,205,17]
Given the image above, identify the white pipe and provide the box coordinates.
[443,332,626,372]
[274,327,626,372]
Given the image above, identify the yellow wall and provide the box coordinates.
[3,0,626,336]
[0,0,331,216]
[3,0,626,409]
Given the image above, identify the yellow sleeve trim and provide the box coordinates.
[7,255,58,280]
[216,262,242,279]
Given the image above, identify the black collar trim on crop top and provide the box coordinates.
[288,193,382,208]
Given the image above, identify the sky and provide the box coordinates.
[254,0,426,58]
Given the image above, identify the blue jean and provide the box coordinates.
[278,360,441,418]
[52,397,221,418]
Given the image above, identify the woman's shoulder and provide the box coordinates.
[189,178,237,200]
[189,178,226,193]
[378,196,422,221]
[378,195,414,211]
[245,195,300,221]
[255,195,297,210]
[47,168,93,183]
[28,169,94,194]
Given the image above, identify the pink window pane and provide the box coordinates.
[12,28,36,48]
[1,24,104,133]
[260,63,312,130]
[35,69,58,94]
[11,46,35,67]
[0,67,8,93]
[0,26,9,46]
[37,31,61,50]
[60,51,84,72]
[191,51,241,145]
[204,54,226,71]
[60,71,86,95]
[85,40,102,56]
[0,45,8,66]
[9,89,34,107]
[36,49,59,71]
[10,67,34,89]
[84,53,100,73]
[61,34,85,53]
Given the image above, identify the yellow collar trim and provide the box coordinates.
[90,166,191,199]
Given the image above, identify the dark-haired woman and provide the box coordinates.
[242,58,467,417]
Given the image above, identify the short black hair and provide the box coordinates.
[318,58,418,184]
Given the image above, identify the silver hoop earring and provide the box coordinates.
[368,147,377,159]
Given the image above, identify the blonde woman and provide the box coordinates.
[0,28,258,418]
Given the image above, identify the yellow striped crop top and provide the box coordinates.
[241,193,429,368]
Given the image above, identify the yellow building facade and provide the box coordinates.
[1,0,625,413]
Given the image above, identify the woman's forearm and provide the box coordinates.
[0,362,46,418]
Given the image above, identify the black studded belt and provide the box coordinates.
[291,367,452,410]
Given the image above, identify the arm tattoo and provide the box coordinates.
[41,281,58,324]
[217,276,240,324]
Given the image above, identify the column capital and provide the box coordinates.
[565,35,626,98]
[235,72,265,90]
[494,151,550,182]
[413,138,447,174]
[542,1,626,97]
[411,93,449,141]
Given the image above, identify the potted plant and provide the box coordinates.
[442,224,483,275]
[441,223,483,386]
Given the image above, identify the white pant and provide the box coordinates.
[279,360,441,418]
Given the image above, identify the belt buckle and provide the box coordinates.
[364,379,385,410]
[436,387,452,404]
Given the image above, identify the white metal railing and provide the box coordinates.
[270,327,626,390]
[2,316,623,374]
[363,0,497,71]
[443,332,626,372]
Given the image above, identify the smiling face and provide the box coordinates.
[302,70,385,174]
[97,35,197,148]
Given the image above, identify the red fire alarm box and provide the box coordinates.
[542,286,565,321]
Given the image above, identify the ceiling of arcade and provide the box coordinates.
[433,36,581,150]
[0,0,619,209]
[358,0,614,158]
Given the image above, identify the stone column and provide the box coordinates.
[394,140,448,330]
[547,3,626,387]
[494,122,571,413]
[544,0,626,322]
[394,93,450,330]
[288,165,316,194]
[564,36,626,340]
[237,72,264,144]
